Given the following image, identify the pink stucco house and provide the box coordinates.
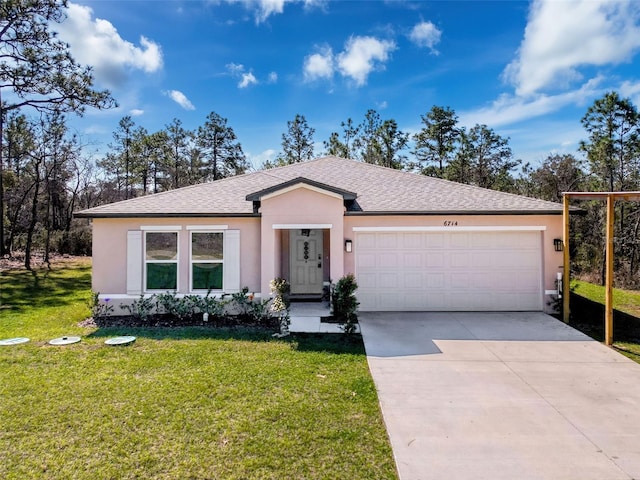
[76,156,565,313]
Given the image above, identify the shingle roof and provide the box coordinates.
[75,156,564,218]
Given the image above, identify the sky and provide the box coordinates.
[53,0,640,171]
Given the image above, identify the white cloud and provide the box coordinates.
[267,72,278,83]
[619,80,640,106]
[337,36,396,86]
[225,0,324,24]
[504,0,640,96]
[459,77,604,128]
[129,109,144,116]
[247,148,278,170]
[226,63,245,74]
[239,72,259,88]
[226,64,259,88]
[57,3,163,88]
[408,21,441,54]
[165,90,196,110]
[303,47,334,81]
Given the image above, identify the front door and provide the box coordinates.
[290,229,323,295]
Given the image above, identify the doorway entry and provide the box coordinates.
[289,229,323,295]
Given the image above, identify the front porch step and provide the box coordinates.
[287,302,359,333]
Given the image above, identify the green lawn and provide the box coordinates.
[571,279,640,363]
[0,259,397,480]
[572,280,640,318]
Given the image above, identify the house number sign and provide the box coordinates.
[443,221,458,226]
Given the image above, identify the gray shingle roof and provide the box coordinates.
[75,156,564,218]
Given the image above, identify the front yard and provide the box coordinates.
[570,279,640,362]
[0,259,397,479]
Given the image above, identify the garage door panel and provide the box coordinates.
[426,272,445,288]
[425,234,445,248]
[357,230,543,312]
[356,253,377,268]
[450,234,470,248]
[426,252,445,267]
[403,233,423,249]
[377,233,398,249]
[450,252,470,268]
[402,252,422,268]
[379,253,398,268]
[404,272,423,288]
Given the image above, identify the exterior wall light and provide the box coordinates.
[554,238,564,252]
[345,239,352,253]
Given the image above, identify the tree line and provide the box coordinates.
[1,0,639,288]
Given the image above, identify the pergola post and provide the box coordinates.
[562,195,570,323]
[605,194,614,346]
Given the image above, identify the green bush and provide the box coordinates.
[331,274,359,334]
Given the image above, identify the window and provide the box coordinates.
[145,232,178,290]
[191,232,224,291]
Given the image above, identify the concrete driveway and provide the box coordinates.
[359,312,640,480]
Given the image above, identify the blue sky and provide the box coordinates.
[55,0,640,170]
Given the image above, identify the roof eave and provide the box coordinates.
[345,210,567,216]
[73,212,260,219]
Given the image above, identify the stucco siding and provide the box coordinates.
[91,217,261,296]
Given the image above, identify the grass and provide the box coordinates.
[572,279,640,317]
[570,279,640,364]
[0,259,397,480]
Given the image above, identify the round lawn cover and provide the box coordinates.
[0,337,30,346]
[49,336,81,346]
[104,336,136,346]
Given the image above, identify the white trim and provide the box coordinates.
[143,230,180,292]
[141,225,183,231]
[273,223,332,229]
[545,290,559,295]
[352,226,547,232]
[186,225,228,230]
[262,184,344,201]
[189,230,224,293]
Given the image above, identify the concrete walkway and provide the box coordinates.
[359,312,640,480]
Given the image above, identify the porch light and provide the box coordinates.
[553,238,563,252]
[345,239,352,253]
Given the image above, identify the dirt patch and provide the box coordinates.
[0,253,90,271]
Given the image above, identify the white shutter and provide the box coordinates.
[223,229,241,293]
[126,230,143,295]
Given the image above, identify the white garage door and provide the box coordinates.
[356,230,543,311]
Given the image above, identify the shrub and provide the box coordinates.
[270,278,291,334]
[89,291,114,319]
[331,274,359,334]
[120,295,155,322]
[155,292,195,322]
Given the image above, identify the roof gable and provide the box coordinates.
[246,177,357,202]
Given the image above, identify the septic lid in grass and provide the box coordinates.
[104,336,136,346]
[0,337,30,346]
[48,336,81,346]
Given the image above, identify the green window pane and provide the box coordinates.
[193,263,223,290]
[146,232,178,260]
[147,263,177,290]
[192,233,223,260]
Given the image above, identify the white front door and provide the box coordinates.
[290,229,323,295]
